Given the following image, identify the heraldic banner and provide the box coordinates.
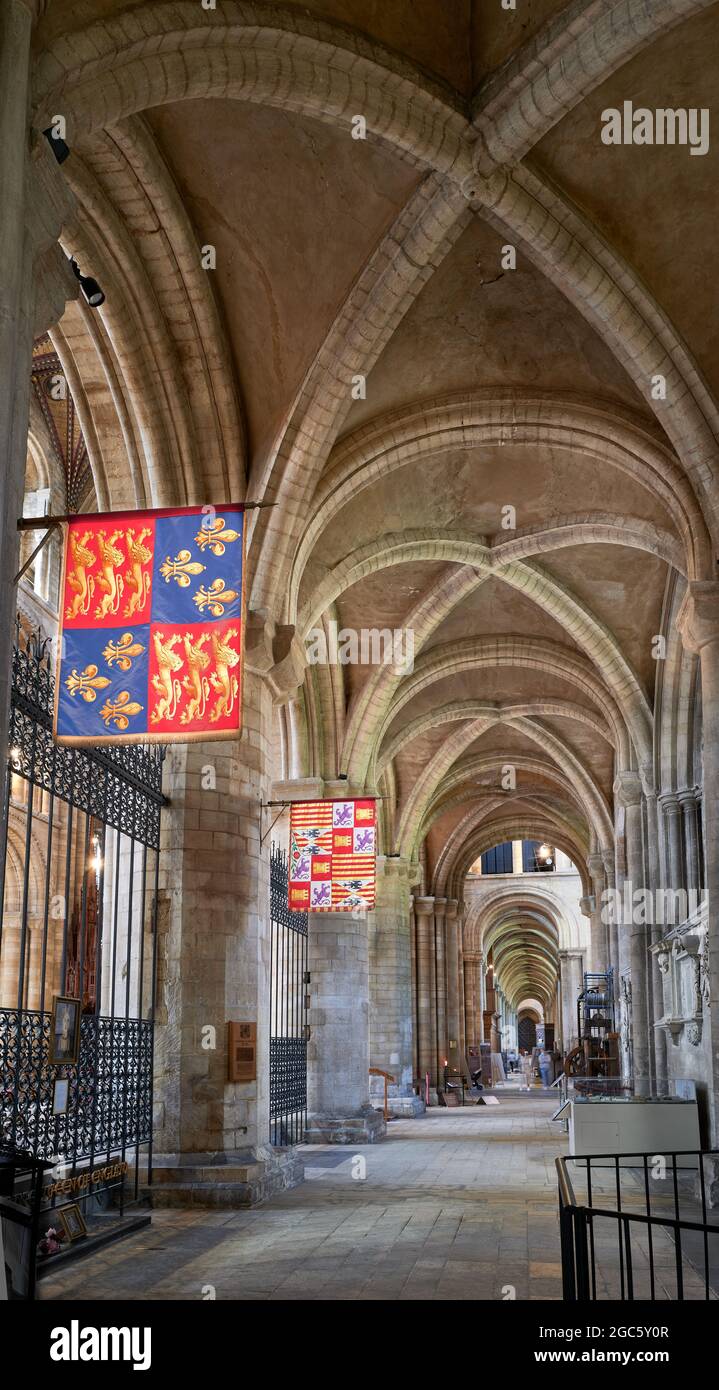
[53,505,245,745]
[288,799,376,912]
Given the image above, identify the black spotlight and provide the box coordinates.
[43,127,70,164]
[70,257,105,308]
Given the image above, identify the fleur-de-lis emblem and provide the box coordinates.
[193,578,240,617]
[159,550,206,587]
[99,691,144,731]
[102,632,145,671]
[194,517,240,556]
[65,665,112,703]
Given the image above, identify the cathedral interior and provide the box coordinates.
[1,0,719,1316]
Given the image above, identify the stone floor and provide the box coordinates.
[37,1093,715,1301]
[39,1094,567,1301]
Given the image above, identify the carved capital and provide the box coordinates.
[676,581,719,656]
[613,769,643,809]
[245,610,306,704]
[413,896,435,918]
[586,845,603,878]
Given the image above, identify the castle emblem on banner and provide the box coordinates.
[53,505,245,745]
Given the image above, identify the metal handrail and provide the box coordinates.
[557,1149,719,1302]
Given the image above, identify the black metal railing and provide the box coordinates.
[558,1150,719,1301]
[269,843,308,1146]
[0,625,164,1207]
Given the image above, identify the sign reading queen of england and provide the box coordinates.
[53,505,245,745]
[288,800,377,912]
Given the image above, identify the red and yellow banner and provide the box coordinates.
[53,504,245,745]
[288,799,376,912]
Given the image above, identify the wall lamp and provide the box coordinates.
[70,257,105,308]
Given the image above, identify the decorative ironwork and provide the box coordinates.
[9,621,164,847]
[0,624,163,1198]
[0,1009,152,1162]
[269,842,308,1146]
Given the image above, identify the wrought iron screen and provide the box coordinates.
[0,626,164,1200]
[269,842,308,1145]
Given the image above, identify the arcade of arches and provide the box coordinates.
[2,0,719,1301]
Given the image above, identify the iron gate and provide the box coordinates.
[0,624,164,1203]
[269,842,308,1145]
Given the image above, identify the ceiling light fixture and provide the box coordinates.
[69,257,105,308]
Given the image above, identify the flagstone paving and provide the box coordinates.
[37,1094,712,1302]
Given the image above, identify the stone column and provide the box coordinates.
[433,897,448,1080]
[677,583,719,1150]
[151,668,304,1205]
[559,950,583,1051]
[661,793,685,896]
[602,848,619,977]
[0,0,75,862]
[368,857,424,1117]
[414,897,436,1094]
[587,853,608,973]
[306,908,385,1143]
[457,908,467,1062]
[445,897,460,1065]
[614,770,650,1094]
[642,777,667,1093]
[463,953,478,1051]
[679,789,701,899]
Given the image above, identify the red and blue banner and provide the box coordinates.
[288,799,377,912]
[53,505,245,745]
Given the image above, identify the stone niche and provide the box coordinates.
[651,904,709,1051]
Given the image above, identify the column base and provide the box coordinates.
[388,1095,426,1118]
[146,1145,304,1208]
[305,1105,387,1144]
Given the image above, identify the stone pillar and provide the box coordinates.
[677,583,719,1150]
[0,0,75,863]
[463,953,478,1051]
[661,793,685,895]
[445,898,460,1065]
[642,777,667,1093]
[433,897,448,1080]
[478,952,486,1042]
[679,789,701,898]
[602,849,619,977]
[457,909,467,1062]
[368,857,424,1116]
[559,950,583,1051]
[306,908,385,1143]
[614,770,650,1094]
[414,897,436,1093]
[151,668,304,1205]
[587,853,608,973]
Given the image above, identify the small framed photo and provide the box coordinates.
[49,996,81,1066]
[52,1078,69,1115]
[59,1203,87,1243]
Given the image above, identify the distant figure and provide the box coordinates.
[520,1050,534,1090]
[538,1048,553,1088]
[507,1046,519,1073]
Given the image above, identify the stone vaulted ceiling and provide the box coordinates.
[32,0,719,999]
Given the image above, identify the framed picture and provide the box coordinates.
[49,996,80,1066]
[52,1078,69,1115]
[59,1204,87,1243]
